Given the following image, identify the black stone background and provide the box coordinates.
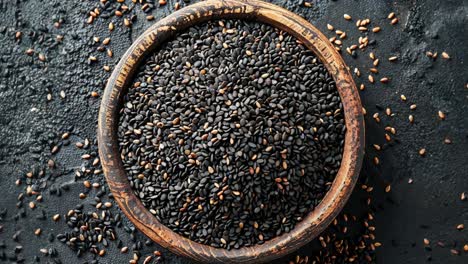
[0,0,467,263]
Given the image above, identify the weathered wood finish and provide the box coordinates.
[97,0,365,263]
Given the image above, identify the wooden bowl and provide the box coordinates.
[98,0,365,263]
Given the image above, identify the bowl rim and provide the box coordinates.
[97,0,365,263]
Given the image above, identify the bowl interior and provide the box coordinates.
[98,0,364,263]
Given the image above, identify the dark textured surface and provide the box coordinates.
[0,0,466,263]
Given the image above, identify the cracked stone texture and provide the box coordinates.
[0,0,467,263]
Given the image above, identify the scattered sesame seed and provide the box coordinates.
[441,52,450,59]
[385,185,391,193]
[424,238,430,245]
[380,77,389,83]
[38,53,46,62]
[438,111,446,120]
[419,148,426,156]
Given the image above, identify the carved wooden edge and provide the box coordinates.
[97,0,365,263]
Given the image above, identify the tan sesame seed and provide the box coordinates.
[373,59,380,67]
[83,181,91,188]
[368,75,374,83]
[385,185,391,193]
[108,22,114,31]
[386,108,392,116]
[419,148,426,156]
[124,18,131,27]
[53,214,60,221]
[380,77,389,83]
[391,18,399,25]
[372,27,381,33]
[441,52,450,59]
[344,14,352,20]
[438,111,446,120]
[373,157,379,165]
[388,12,396,19]
[25,48,34,55]
[208,166,214,174]
[354,67,361,76]
[388,56,398,61]
[327,24,334,31]
[38,53,46,62]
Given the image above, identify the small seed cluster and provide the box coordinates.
[118,19,346,249]
[56,207,119,257]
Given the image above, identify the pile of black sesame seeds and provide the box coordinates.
[118,19,346,249]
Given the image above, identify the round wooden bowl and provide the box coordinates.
[98,0,365,263]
